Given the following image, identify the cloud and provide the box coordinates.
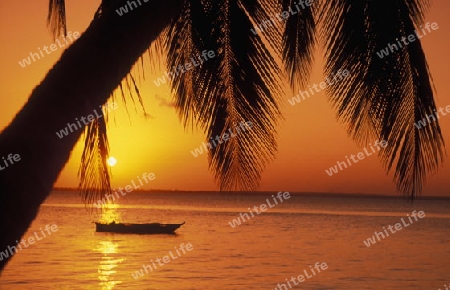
[155,94,176,108]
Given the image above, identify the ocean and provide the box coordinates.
[0,191,449,289]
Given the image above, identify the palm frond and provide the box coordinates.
[76,0,172,206]
[281,0,316,88]
[78,115,112,207]
[78,71,149,206]
[321,0,445,198]
[47,0,67,39]
[165,0,284,190]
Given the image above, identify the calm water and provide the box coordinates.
[1,191,449,289]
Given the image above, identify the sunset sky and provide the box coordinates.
[0,1,449,195]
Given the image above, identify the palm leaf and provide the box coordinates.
[282,0,316,88]
[321,0,444,198]
[165,0,284,190]
[78,115,112,207]
[47,0,67,38]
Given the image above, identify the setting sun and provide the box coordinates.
[107,157,117,167]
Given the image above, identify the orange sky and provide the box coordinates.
[0,1,449,195]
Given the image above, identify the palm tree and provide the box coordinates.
[0,0,444,272]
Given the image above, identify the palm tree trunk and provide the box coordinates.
[0,0,182,272]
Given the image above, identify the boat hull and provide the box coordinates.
[95,222,185,234]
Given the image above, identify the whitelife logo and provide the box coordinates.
[93,172,155,208]
[287,69,350,106]
[190,121,252,157]
[131,243,194,280]
[251,0,314,35]
[0,224,58,261]
[414,104,450,129]
[273,262,328,289]
[0,153,21,171]
[376,22,439,59]
[325,140,388,176]
[55,102,118,139]
[115,0,149,16]
[363,210,425,247]
[152,50,216,87]
[18,31,80,68]
[228,192,290,228]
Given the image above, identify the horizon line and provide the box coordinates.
[51,188,450,199]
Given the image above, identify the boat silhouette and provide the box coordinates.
[94,221,185,234]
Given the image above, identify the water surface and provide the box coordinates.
[1,191,449,289]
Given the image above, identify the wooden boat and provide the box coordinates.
[95,221,185,234]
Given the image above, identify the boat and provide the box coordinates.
[94,221,185,234]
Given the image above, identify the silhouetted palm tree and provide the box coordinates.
[0,0,444,271]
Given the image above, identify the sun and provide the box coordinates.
[107,157,117,167]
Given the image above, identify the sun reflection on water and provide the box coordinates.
[98,206,122,224]
[95,208,124,290]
